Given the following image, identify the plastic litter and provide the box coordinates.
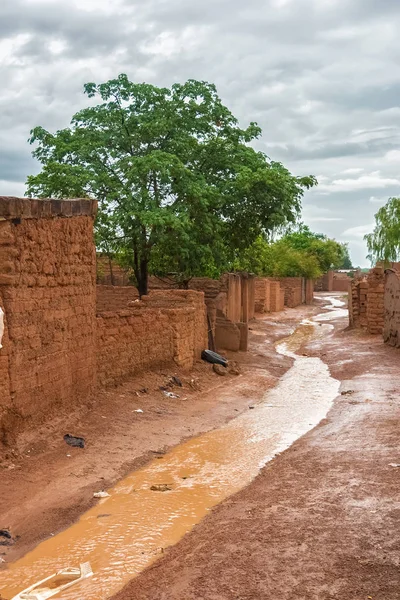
[201,350,228,368]
[11,562,93,600]
[93,491,110,498]
[64,434,85,449]
[163,391,179,399]
[150,484,172,492]
[133,409,144,413]
[389,463,400,468]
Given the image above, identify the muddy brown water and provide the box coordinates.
[1,299,343,600]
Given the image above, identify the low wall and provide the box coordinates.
[366,267,385,335]
[315,271,333,292]
[97,285,139,312]
[384,269,400,348]
[305,279,314,305]
[271,277,304,308]
[255,278,271,313]
[333,275,351,292]
[269,281,281,312]
[97,255,131,286]
[96,290,207,387]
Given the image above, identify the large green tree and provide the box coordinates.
[365,197,400,263]
[26,74,316,295]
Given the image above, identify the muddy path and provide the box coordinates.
[0,303,319,581]
[110,295,400,600]
[1,299,341,599]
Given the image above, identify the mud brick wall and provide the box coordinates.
[141,290,208,360]
[305,279,314,305]
[349,278,368,329]
[0,293,11,426]
[332,273,351,292]
[97,285,139,312]
[0,197,97,440]
[384,269,400,348]
[366,267,385,335]
[269,281,282,312]
[314,271,333,292]
[255,278,271,313]
[96,300,203,387]
[271,277,303,308]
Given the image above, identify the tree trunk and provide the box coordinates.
[137,258,148,297]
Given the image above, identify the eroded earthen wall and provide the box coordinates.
[0,198,97,440]
[384,270,400,348]
[97,285,139,312]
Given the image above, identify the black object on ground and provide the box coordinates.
[0,530,13,546]
[64,434,85,448]
[201,350,228,368]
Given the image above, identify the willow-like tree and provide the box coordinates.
[365,197,400,264]
[26,74,316,296]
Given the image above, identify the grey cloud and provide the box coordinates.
[2,0,400,267]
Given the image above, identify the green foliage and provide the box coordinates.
[234,225,345,279]
[26,74,315,294]
[338,243,353,269]
[365,197,400,264]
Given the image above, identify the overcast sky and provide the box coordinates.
[2,0,400,266]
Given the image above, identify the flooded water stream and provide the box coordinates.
[1,298,343,600]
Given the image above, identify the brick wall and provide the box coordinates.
[97,291,207,387]
[349,278,368,329]
[315,271,334,292]
[271,277,303,308]
[269,281,281,312]
[305,279,314,305]
[0,293,11,433]
[255,278,271,313]
[366,267,385,335]
[97,285,139,312]
[0,197,97,441]
[333,273,352,292]
[384,269,400,348]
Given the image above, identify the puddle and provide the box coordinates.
[1,300,342,600]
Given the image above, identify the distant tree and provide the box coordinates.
[26,74,316,296]
[338,243,353,269]
[365,197,400,263]
[234,224,345,278]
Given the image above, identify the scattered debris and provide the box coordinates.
[0,557,5,563]
[140,388,149,394]
[201,349,228,368]
[389,463,400,468]
[249,405,255,410]
[133,409,144,413]
[97,514,111,519]
[93,491,110,498]
[163,391,180,399]
[0,530,13,546]
[11,562,93,600]
[171,376,183,387]
[213,363,227,376]
[64,434,85,449]
[341,390,355,396]
[150,484,173,492]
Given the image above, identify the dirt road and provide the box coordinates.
[0,303,302,566]
[113,297,400,600]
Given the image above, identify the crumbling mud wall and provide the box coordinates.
[0,197,97,442]
[254,278,271,313]
[384,269,400,348]
[366,267,385,335]
[314,271,333,292]
[0,293,11,432]
[97,285,139,312]
[332,272,351,292]
[349,277,368,329]
[305,279,314,305]
[269,281,281,312]
[97,290,207,387]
